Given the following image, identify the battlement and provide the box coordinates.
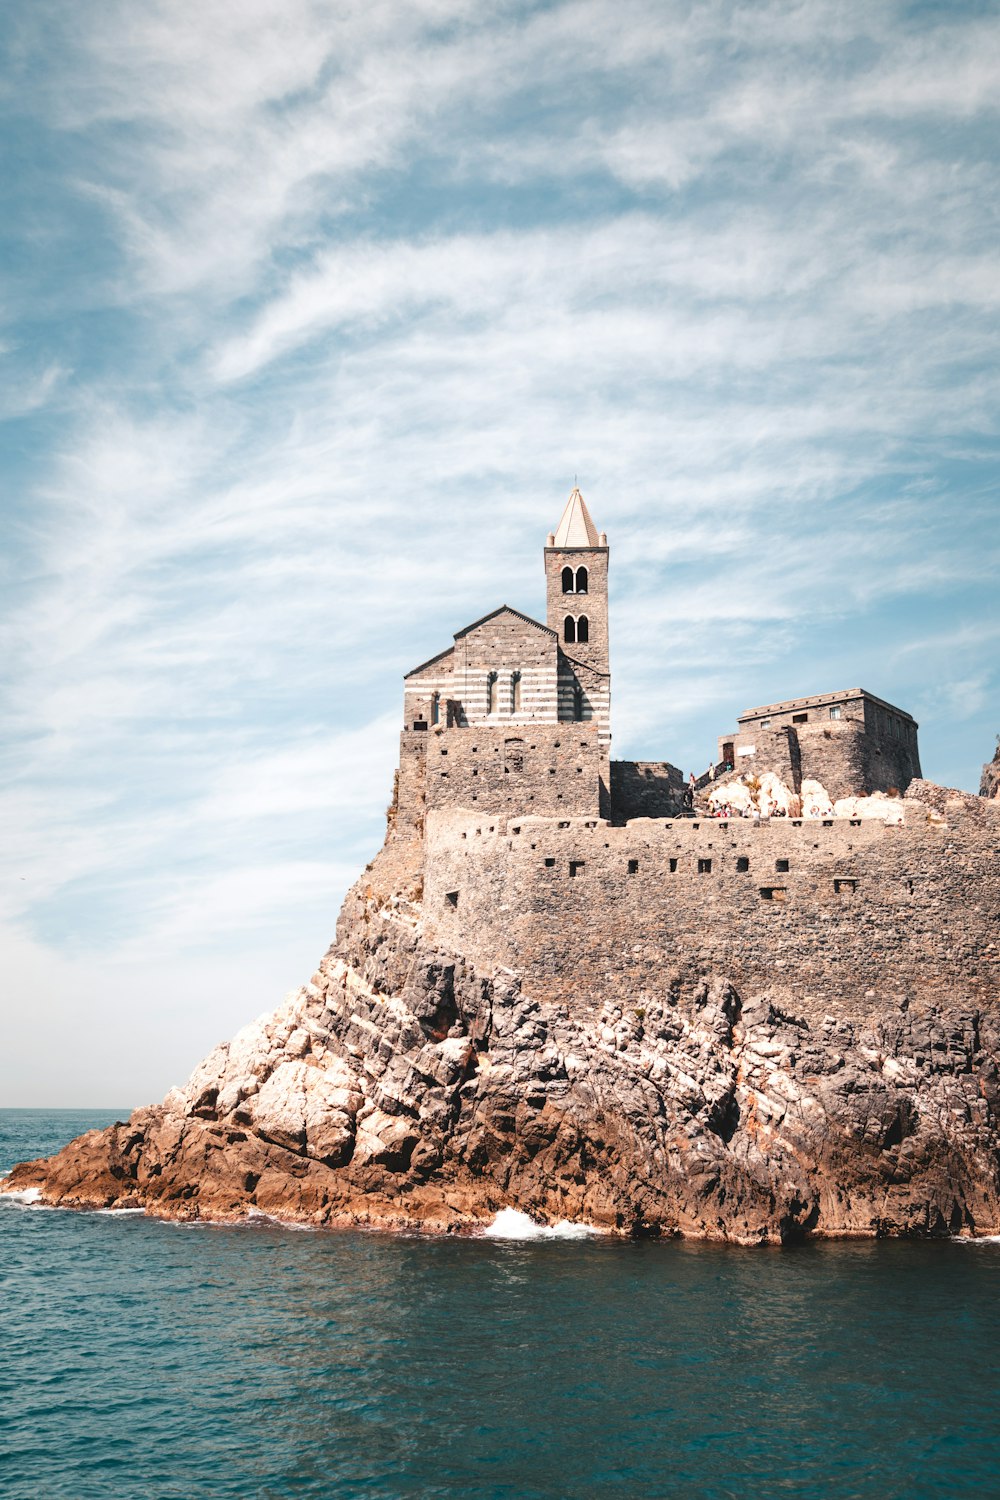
[421,800,1000,1017]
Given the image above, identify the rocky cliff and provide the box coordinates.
[982,739,1000,801]
[6,784,1000,1244]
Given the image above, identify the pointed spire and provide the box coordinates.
[552,486,601,548]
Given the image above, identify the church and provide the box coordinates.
[403,488,612,759]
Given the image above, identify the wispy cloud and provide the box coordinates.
[1,0,998,1102]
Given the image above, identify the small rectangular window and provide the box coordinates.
[760,887,787,902]
[829,706,842,720]
[776,858,789,873]
[736,856,750,872]
[834,879,857,895]
[569,861,585,878]
[760,717,771,729]
[444,891,459,908]
[669,858,678,873]
[792,713,808,724]
[627,859,639,875]
[544,857,555,868]
[698,858,712,874]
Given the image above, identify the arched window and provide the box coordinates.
[575,566,588,594]
[564,616,576,644]
[573,683,584,721]
[511,671,522,713]
[577,615,589,644]
[487,672,497,714]
[561,566,574,593]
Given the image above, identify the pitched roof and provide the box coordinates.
[405,605,554,679]
[403,643,456,680]
[453,604,555,640]
[552,487,600,548]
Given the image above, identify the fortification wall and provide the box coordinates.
[410,722,601,821]
[796,721,868,800]
[422,801,1000,1019]
[389,730,429,838]
[610,760,687,821]
[715,719,916,802]
[983,741,1000,800]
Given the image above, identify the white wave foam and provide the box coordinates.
[0,1185,50,1209]
[245,1206,316,1232]
[96,1207,147,1216]
[482,1207,602,1240]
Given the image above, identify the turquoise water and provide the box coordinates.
[3,1111,1000,1499]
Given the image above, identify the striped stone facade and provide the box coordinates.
[403,607,562,732]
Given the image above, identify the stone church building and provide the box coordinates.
[403,488,611,756]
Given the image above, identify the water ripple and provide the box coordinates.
[3,1110,1000,1498]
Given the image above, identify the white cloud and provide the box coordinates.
[2,0,999,1102]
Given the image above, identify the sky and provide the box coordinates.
[1,0,998,1106]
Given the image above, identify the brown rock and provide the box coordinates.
[5,799,1000,1244]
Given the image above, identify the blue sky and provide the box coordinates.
[1,0,998,1105]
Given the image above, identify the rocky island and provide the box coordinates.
[7,492,1000,1243]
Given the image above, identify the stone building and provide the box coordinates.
[389,490,922,835]
[394,490,686,831]
[402,487,610,753]
[715,688,922,802]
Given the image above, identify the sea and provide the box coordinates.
[3,1110,1000,1500]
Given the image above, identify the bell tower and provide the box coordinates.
[545,487,611,761]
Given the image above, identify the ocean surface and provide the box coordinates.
[3,1110,1000,1500]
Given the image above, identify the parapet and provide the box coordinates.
[422,792,1000,1018]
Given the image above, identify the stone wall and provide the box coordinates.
[795,721,868,800]
[714,718,917,802]
[981,740,1000,800]
[545,545,611,755]
[392,723,603,828]
[422,799,1000,1019]
[404,608,560,731]
[610,760,687,822]
[708,726,800,796]
[738,690,869,732]
[389,730,429,838]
